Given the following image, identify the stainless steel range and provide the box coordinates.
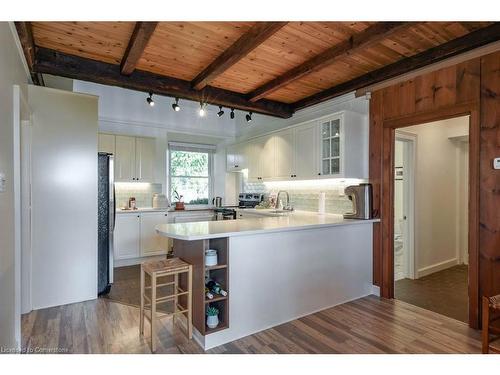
[238,193,264,208]
[213,193,264,221]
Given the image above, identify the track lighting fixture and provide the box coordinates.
[230,108,235,120]
[199,102,206,117]
[172,98,180,112]
[146,92,155,107]
[245,112,253,123]
[217,106,224,117]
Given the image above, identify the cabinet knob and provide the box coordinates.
[318,173,321,175]
[235,165,239,168]
[137,215,140,218]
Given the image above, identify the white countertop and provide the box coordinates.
[155,211,380,240]
[117,207,168,214]
[117,206,216,214]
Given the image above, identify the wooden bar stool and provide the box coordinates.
[482,294,500,354]
[140,258,193,353]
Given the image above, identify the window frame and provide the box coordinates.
[167,145,214,207]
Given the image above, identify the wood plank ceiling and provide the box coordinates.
[16,21,499,118]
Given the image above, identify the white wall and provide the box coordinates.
[0,22,29,350]
[403,116,469,277]
[29,85,99,310]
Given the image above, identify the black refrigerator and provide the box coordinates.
[98,152,115,295]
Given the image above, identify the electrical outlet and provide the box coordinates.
[0,172,5,193]
[494,158,500,170]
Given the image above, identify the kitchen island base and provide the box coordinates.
[172,222,374,350]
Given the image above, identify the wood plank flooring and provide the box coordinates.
[21,295,482,354]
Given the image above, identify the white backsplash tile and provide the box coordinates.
[115,183,163,208]
[244,180,359,215]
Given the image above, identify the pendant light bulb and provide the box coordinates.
[217,106,224,117]
[172,98,180,112]
[199,102,206,117]
[146,92,155,107]
[230,108,235,120]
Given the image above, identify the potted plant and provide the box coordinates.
[173,189,185,211]
[206,306,219,329]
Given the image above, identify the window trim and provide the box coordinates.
[167,146,214,207]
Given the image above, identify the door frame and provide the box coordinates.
[380,103,480,328]
[394,131,416,280]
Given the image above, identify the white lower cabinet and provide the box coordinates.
[114,212,168,260]
[114,214,141,260]
[140,212,169,256]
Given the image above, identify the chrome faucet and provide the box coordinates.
[276,190,293,211]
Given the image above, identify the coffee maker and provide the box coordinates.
[343,183,373,220]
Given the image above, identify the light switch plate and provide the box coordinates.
[0,172,5,193]
[494,158,500,170]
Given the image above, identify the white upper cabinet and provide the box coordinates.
[226,143,247,171]
[115,135,136,181]
[294,122,319,179]
[106,134,157,182]
[247,139,263,181]
[260,136,275,179]
[275,129,295,179]
[225,110,368,181]
[98,133,115,154]
[135,137,155,182]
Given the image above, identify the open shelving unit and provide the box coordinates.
[173,237,229,336]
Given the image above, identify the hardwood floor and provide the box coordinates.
[395,265,468,323]
[21,295,482,354]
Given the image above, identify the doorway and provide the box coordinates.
[393,116,470,323]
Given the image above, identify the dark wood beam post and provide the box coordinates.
[191,22,288,90]
[33,48,294,118]
[14,21,41,85]
[248,22,411,102]
[120,22,158,75]
[292,22,500,110]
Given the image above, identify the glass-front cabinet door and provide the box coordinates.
[320,116,342,176]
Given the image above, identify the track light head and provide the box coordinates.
[172,98,180,112]
[199,102,206,117]
[230,108,235,120]
[245,112,253,123]
[146,92,155,107]
[217,106,224,117]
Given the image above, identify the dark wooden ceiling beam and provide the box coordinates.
[120,22,158,75]
[293,22,500,110]
[14,21,41,85]
[248,22,412,102]
[191,22,288,90]
[33,47,294,118]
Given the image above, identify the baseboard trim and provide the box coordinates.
[417,258,459,278]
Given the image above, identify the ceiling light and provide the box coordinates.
[199,102,206,117]
[172,98,180,112]
[230,108,235,120]
[217,106,224,117]
[245,112,253,123]
[146,92,155,107]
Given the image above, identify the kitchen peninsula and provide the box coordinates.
[156,211,379,350]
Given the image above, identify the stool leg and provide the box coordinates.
[187,266,193,339]
[482,296,490,354]
[140,266,145,335]
[173,273,178,326]
[151,272,157,353]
